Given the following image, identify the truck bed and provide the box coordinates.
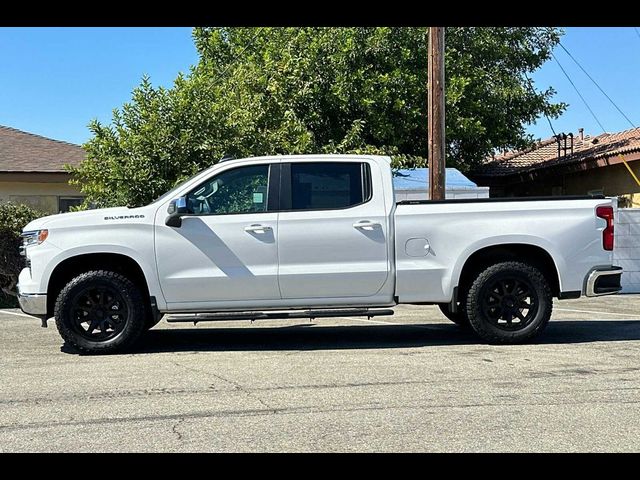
[393,195,614,303]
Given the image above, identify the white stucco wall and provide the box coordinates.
[615,208,640,293]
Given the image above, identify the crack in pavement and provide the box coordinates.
[3,373,640,408]
[0,386,223,407]
[171,361,275,411]
[172,418,185,441]
[3,397,640,434]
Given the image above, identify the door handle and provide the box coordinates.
[244,224,272,233]
[353,221,380,230]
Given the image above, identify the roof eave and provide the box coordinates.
[472,149,640,186]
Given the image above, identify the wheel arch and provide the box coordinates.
[46,252,152,318]
[454,243,561,301]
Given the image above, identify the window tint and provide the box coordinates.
[290,162,370,210]
[186,164,269,215]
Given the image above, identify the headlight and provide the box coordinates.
[20,229,48,254]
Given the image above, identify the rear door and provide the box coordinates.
[277,160,390,299]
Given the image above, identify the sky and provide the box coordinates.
[528,27,640,140]
[0,27,198,144]
[0,26,638,146]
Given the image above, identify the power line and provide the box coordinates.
[551,51,607,133]
[212,27,264,82]
[543,109,557,137]
[524,72,557,136]
[558,42,636,128]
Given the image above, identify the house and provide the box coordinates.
[470,127,640,294]
[393,168,489,201]
[0,125,85,213]
[469,128,640,207]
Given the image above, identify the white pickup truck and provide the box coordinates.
[18,154,622,353]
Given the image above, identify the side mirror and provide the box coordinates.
[165,196,189,228]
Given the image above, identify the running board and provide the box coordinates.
[165,308,394,324]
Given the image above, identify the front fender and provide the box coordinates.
[41,244,165,310]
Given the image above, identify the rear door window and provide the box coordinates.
[289,162,371,210]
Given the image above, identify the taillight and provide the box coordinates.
[596,206,614,251]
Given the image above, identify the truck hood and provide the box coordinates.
[23,206,153,231]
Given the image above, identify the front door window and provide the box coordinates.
[186,164,270,215]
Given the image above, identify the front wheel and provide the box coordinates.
[465,261,552,344]
[54,270,146,354]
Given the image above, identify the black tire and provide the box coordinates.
[466,261,552,344]
[438,303,469,326]
[54,270,146,354]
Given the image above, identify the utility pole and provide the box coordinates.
[428,27,446,200]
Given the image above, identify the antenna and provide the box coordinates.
[554,133,574,160]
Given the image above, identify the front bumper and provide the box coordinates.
[17,267,47,316]
[585,266,623,297]
[17,292,47,316]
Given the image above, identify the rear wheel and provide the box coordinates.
[466,261,552,344]
[54,270,146,354]
[438,303,469,326]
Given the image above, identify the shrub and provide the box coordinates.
[0,203,45,306]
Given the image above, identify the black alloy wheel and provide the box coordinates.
[70,286,129,341]
[466,261,552,344]
[479,276,538,331]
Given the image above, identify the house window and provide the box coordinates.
[58,197,84,213]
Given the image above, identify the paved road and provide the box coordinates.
[2,296,640,452]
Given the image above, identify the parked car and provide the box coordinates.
[17,155,622,353]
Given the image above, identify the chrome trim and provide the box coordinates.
[17,293,47,316]
[585,267,623,297]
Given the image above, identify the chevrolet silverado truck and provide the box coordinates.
[17,154,622,353]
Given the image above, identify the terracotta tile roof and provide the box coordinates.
[0,125,86,173]
[473,127,640,177]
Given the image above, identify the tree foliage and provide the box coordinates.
[0,203,44,302]
[71,27,565,208]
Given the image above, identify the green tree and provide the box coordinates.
[71,27,564,208]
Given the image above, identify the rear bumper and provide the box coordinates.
[585,266,623,297]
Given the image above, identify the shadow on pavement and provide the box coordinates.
[61,319,640,355]
[130,323,475,353]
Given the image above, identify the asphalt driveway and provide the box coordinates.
[1,295,640,452]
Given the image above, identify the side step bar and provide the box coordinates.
[166,308,394,324]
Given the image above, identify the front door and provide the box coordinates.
[277,161,390,300]
[155,163,281,310]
